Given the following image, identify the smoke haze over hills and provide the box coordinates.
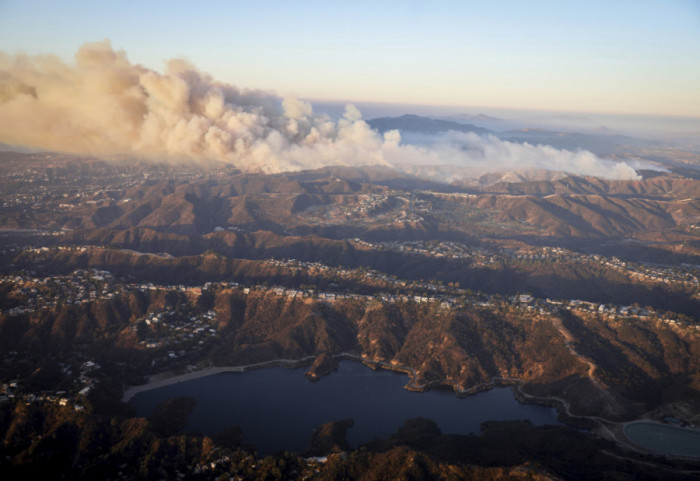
[0,41,653,180]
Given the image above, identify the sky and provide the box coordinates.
[1,0,699,118]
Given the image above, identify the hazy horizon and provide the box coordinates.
[1,0,699,117]
[308,99,700,136]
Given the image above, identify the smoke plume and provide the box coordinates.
[389,131,648,182]
[0,41,644,180]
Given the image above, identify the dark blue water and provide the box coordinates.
[130,361,560,454]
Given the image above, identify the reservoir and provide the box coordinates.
[130,361,561,454]
[624,422,700,458]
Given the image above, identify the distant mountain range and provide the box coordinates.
[367,114,665,158]
[367,114,491,136]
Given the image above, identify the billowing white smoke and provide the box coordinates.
[388,131,646,181]
[0,40,389,173]
[0,40,643,180]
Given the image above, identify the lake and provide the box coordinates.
[130,360,561,454]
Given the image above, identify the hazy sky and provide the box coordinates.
[1,0,699,117]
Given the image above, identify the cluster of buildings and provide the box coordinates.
[133,307,219,351]
[0,266,119,317]
[3,243,697,339]
[0,358,100,412]
[205,265,690,331]
[299,190,429,226]
[352,239,699,288]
